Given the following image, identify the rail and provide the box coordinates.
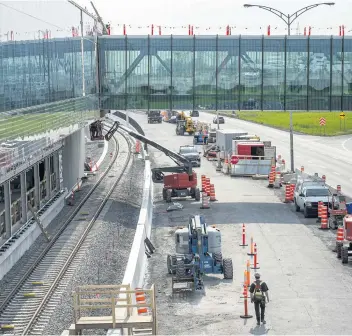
[0,126,132,334]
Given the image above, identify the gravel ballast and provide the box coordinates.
[0,139,112,302]
[41,148,145,335]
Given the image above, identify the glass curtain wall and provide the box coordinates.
[99,35,352,111]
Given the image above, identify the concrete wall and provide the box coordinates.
[122,160,153,289]
[62,128,85,191]
[0,191,67,281]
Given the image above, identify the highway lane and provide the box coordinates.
[200,112,352,197]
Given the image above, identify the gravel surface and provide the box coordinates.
[41,147,145,335]
[0,139,111,302]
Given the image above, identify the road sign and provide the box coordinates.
[340,112,346,119]
[319,117,326,126]
[231,156,239,165]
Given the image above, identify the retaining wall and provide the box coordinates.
[0,191,67,281]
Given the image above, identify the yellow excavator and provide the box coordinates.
[176,111,196,136]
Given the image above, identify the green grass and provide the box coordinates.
[0,110,98,142]
[216,111,352,136]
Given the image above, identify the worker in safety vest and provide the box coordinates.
[249,273,269,326]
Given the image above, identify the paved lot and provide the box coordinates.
[200,112,352,198]
[131,112,352,335]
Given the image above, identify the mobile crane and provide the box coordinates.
[109,121,201,202]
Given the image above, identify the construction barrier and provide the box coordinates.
[246,260,250,287]
[205,178,211,196]
[274,172,281,188]
[222,158,229,174]
[200,192,210,209]
[316,201,323,223]
[201,175,206,192]
[135,140,141,154]
[135,288,148,315]
[239,224,248,247]
[240,284,253,319]
[209,184,217,201]
[319,206,329,230]
[247,237,255,256]
[251,243,260,269]
[268,165,276,188]
[284,184,293,203]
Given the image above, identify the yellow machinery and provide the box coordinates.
[176,111,196,135]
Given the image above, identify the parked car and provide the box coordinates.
[213,116,225,124]
[178,145,201,167]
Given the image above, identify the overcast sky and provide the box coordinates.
[0,0,350,39]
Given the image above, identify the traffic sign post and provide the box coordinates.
[319,117,326,136]
[340,112,346,131]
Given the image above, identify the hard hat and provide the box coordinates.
[254,273,260,279]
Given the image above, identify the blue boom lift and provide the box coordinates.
[167,215,233,292]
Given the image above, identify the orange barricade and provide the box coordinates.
[319,206,329,230]
[284,184,292,203]
[205,178,211,196]
[209,184,217,201]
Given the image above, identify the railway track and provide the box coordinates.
[0,129,133,335]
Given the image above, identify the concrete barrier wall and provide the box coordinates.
[122,160,153,289]
[0,190,67,281]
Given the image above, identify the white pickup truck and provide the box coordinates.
[294,184,331,218]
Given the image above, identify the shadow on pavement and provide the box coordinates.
[153,201,301,226]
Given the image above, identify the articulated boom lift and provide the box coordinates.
[112,121,201,202]
[167,215,233,292]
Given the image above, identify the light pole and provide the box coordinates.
[243,2,335,35]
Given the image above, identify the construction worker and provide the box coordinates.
[249,273,269,326]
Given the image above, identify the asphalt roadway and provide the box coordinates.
[128,111,352,335]
[200,112,352,198]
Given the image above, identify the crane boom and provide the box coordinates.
[109,121,193,176]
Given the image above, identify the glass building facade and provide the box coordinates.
[0,37,100,142]
[99,35,352,111]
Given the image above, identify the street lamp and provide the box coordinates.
[243,2,335,35]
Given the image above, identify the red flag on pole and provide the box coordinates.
[191,25,194,35]
[304,27,306,36]
[339,26,341,36]
[151,24,154,35]
[123,24,126,35]
[188,24,191,35]
[267,25,270,36]
[159,25,161,35]
[308,26,311,36]
[342,25,345,36]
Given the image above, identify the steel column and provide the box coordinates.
[341,35,345,111]
[261,35,264,110]
[147,35,150,111]
[4,181,12,239]
[53,152,60,192]
[34,164,40,209]
[170,35,173,111]
[45,156,51,200]
[238,35,242,110]
[215,35,219,111]
[193,35,196,111]
[284,36,287,111]
[329,36,333,111]
[306,37,310,111]
[20,172,27,224]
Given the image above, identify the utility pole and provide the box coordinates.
[289,111,294,172]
